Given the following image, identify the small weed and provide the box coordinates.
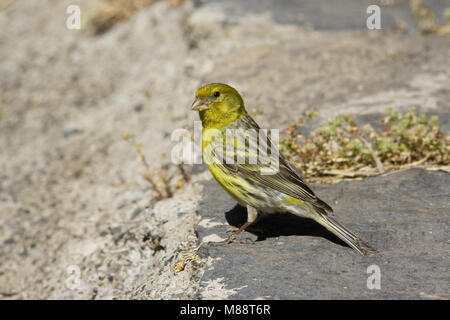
[88,0,184,35]
[410,0,450,35]
[173,243,202,273]
[280,108,449,183]
[410,0,438,33]
[123,132,189,202]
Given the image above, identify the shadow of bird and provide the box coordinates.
[224,203,349,247]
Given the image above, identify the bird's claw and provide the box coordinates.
[234,237,255,244]
[225,227,237,234]
[208,236,254,246]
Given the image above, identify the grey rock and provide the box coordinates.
[197,168,449,299]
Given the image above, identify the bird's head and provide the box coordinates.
[191,83,245,127]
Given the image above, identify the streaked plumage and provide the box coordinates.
[192,83,377,257]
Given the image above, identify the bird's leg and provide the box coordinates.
[246,205,259,224]
[225,204,260,232]
[209,205,260,246]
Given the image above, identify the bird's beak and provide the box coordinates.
[191,97,209,111]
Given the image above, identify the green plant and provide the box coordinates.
[123,132,189,202]
[280,108,449,182]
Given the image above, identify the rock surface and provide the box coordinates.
[0,0,448,299]
[196,168,449,299]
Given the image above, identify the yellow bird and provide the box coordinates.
[192,83,378,257]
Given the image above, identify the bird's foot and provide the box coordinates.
[209,221,254,246]
[225,227,238,234]
[208,235,254,246]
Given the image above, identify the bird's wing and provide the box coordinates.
[221,114,333,213]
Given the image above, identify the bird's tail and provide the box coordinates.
[314,214,378,257]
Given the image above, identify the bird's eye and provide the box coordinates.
[213,91,220,98]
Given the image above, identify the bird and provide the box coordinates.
[191,83,378,257]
